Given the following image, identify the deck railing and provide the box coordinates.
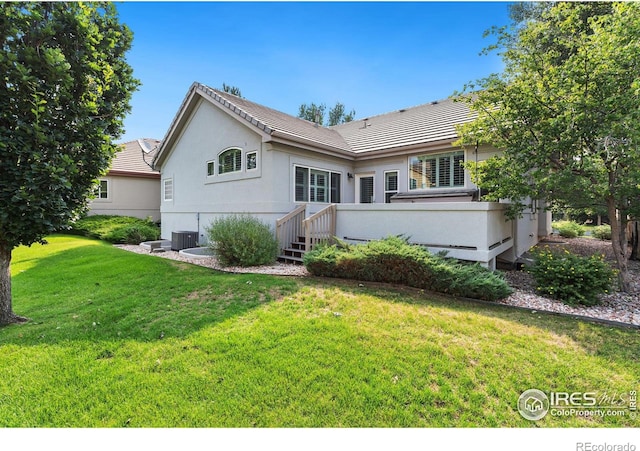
[275,204,306,253]
[303,204,337,252]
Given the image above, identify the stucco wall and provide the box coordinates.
[158,99,357,241]
[89,175,160,221]
[334,202,513,267]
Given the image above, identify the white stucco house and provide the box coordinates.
[152,82,551,269]
[88,138,161,222]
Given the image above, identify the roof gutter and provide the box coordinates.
[269,131,356,160]
[352,138,461,161]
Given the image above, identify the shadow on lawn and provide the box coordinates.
[2,237,299,346]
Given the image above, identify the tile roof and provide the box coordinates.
[156,82,477,164]
[196,84,350,153]
[330,98,476,154]
[111,138,160,176]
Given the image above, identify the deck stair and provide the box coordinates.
[276,204,336,265]
[278,236,307,265]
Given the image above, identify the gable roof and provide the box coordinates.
[110,138,160,178]
[154,82,476,166]
[198,84,351,153]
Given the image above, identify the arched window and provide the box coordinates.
[218,148,242,174]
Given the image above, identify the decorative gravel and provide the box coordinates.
[499,237,640,327]
[114,245,310,277]
[116,237,639,326]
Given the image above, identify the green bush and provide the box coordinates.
[206,214,278,267]
[67,215,160,244]
[592,225,612,240]
[303,236,512,302]
[552,221,585,238]
[103,224,161,244]
[529,248,615,306]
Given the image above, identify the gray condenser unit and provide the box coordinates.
[171,231,198,251]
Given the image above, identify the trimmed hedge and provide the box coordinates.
[303,236,512,302]
[67,215,160,244]
[206,214,279,267]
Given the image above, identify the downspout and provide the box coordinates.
[474,141,480,201]
[196,212,200,245]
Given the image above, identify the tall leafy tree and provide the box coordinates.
[298,102,327,125]
[456,2,640,292]
[221,82,242,98]
[0,2,139,325]
[327,102,356,126]
[298,101,355,126]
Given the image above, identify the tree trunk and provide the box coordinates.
[606,198,631,293]
[0,244,27,326]
[630,221,639,261]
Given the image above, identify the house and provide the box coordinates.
[152,82,551,269]
[88,138,161,222]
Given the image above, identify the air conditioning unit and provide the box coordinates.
[171,231,198,251]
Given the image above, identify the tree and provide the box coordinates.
[327,102,356,126]
[456,2,640,292]
[0,2,139,325]
[221,83,242,98]
[298,101,355,126]
[298,102,327,125]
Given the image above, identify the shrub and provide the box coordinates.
[592,225,612,241]
[103,223,161,244]
[67,215,160,243]
[304,236,512,302]
[552,221,585,238]
[529,248,615,306]
[206,214,278,267]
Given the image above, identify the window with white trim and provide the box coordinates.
[409,151,464,189]
[246,151,257,171]
[163,178,173,201]
[218,148,242,174]
[206,160,215,177]
[295,166,341,203]
[95,179,109,199]
[384,171,398,203]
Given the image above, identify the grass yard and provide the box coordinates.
[0,235,638,427]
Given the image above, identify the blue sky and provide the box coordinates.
[115,1,511,143]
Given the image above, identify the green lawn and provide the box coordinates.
[1,235,638,427]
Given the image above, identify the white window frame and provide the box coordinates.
[95,179,109,200]
[163,178,173,201]
[408,150,465,190]
[206,160,215,177]
[294,165,341,204]
[218,147,242,175]
[246,151,258,171]
[355,173,375,204]
[384,170,399,203]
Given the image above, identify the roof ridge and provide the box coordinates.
[197,82,353,153]
[195,83,274,134]
[199,83,343,132]
[330,96,458,129]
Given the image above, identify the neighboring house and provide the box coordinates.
[89,138,161,222]
[153,82,551,268]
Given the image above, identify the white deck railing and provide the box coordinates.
[303,204,337,252]
[275,204,306,253]
[275,202,514,269]
[334,202,513,269]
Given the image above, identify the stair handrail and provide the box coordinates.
[303,204,337,252]
[275,204,307,253]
